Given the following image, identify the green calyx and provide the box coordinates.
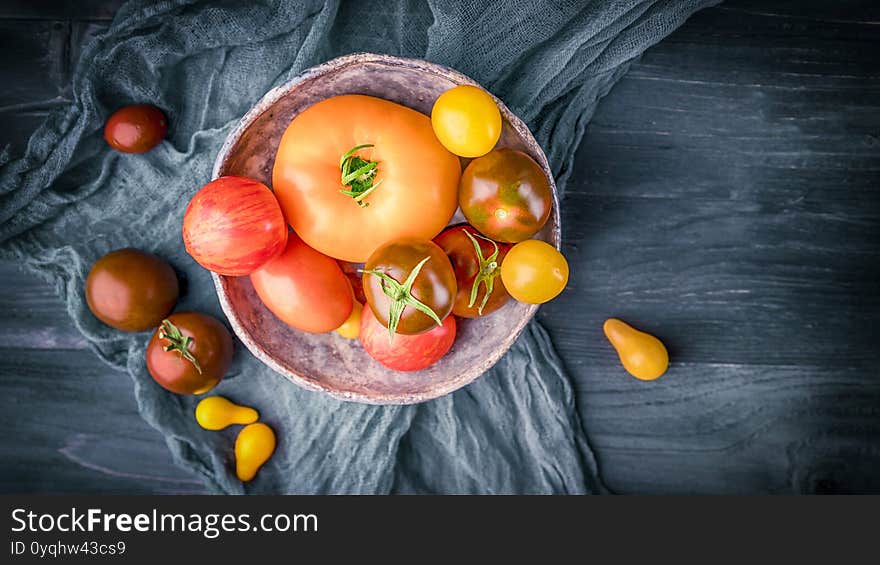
[463,230,501,315]
[158,319,202,374]
[362,256,443,343]
[339,144,383,208]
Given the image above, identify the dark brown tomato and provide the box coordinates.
[85,248,179,332]
[434,224,511,318]
[459,148,552,243]
[362,238,456,336]
[104,104,168,153]
[146,313,233,395]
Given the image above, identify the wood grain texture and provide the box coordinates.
[0,266,86,349]
[537,0,880,493]
[0,19,67,154]
[1,0,879,493]
[0,344,204,493]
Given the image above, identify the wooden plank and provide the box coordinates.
[565,6,880,205]
[0,263,87,349]
[538,193,880,367]
[0,347,205,494]
[0,19,68,156]
[541,0,880,364]
[0,20,68,109]
[538,0,880,370]
[715,0,880,25]
[574,363,880,494]
[538,0,880,494]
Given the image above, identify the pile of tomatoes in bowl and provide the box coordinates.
[182,84,568,374]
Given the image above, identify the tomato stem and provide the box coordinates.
[158,319,202,374]
[463,230,501,315]
[339,144,381,208]
[361,256,443,343]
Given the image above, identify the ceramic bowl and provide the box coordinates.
[211,53,560,404]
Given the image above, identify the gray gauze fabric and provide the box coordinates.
[0,0,718,493]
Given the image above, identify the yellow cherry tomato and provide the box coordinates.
[195,396,259,431]
[603,318,669,381]
[235,422,276,482]
[431,85,502,158]
[336,301,363,339]
[500,239,568,304]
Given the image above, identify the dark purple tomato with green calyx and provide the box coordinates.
[361,238,456,339]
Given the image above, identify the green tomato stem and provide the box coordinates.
[158,319,202,374]
[361,256,443,343]
[463,230,501,315]
[339,144,381,208]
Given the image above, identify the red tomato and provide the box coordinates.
[250,233,353,333]
[434,224,511,318]
[183,176,287,276]
[459,148,552,242]
[360,307,456,372]
[146,313,234,395]
[104,104,168,154]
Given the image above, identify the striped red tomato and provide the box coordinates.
[182,176,287,276]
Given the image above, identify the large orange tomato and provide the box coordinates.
[272,95,461,263]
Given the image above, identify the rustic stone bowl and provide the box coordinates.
[212,53,560,405]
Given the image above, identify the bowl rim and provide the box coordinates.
[210,52,561,405]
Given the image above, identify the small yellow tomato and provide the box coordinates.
[431,85,502,158]
[500,239,568,304]
[336,302,363,339]
[235,422,276,482]
[603,318,668,381]
[195,396,259,431]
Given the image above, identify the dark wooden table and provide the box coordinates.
[2,0,878,494]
